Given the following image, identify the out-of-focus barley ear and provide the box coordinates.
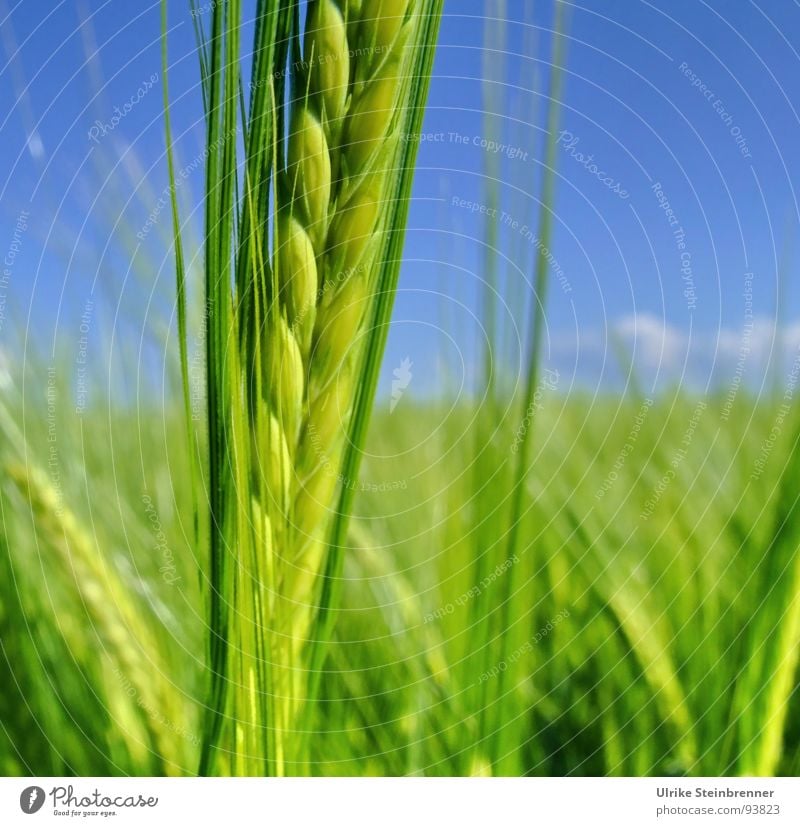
[6,462,185,772]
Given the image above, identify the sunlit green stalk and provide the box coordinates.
[488,4,566,770]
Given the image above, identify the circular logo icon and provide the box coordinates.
[19,786,45,814]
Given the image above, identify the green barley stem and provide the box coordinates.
[161,0,199,547]
[488,7,566,770]
[471,0,507,748]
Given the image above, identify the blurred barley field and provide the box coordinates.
[3,361,800,775]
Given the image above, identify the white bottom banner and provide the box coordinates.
[1,777,798,825]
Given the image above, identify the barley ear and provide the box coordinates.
[184,0,443,775]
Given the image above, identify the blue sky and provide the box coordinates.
[2,0,800,399]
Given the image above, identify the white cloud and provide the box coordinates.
[549,312,800,390]
[614,313,686,371]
